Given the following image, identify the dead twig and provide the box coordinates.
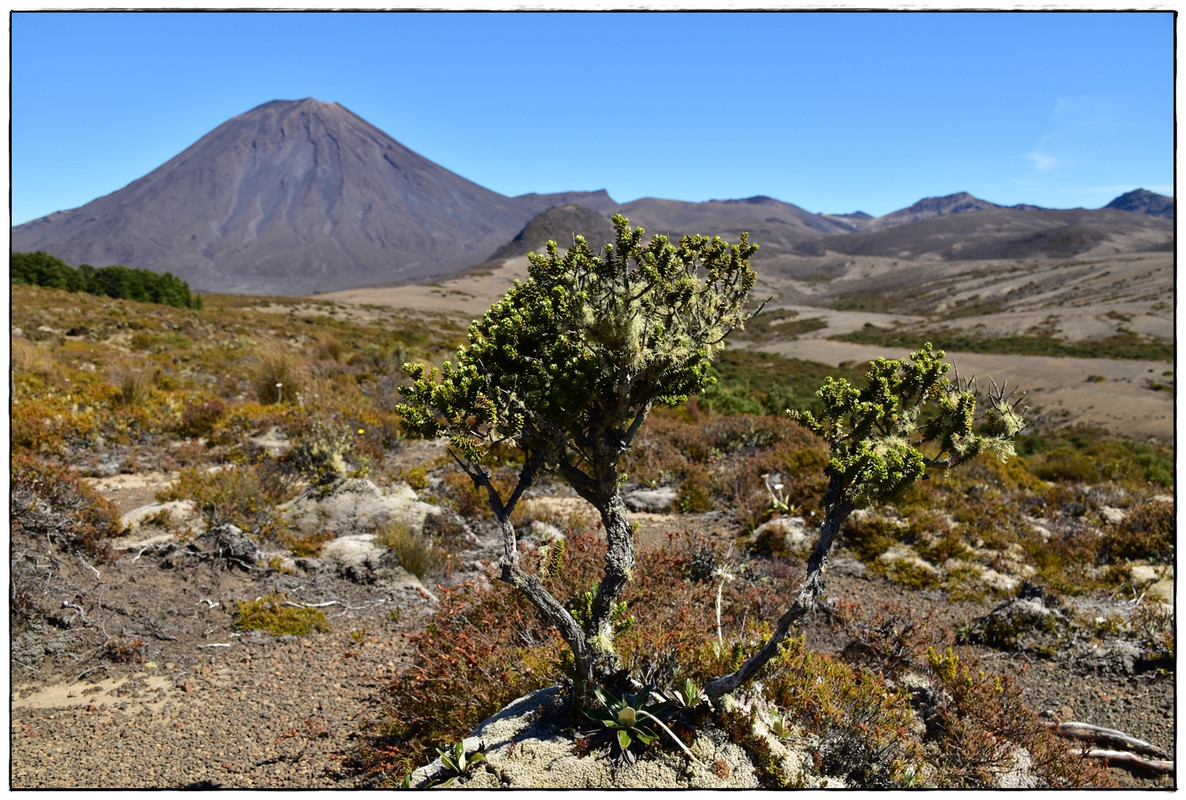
[77,553,101,580]
[62,601,90,626]
[1083,749,1174,777]
[72,663,108,683]
[1045,721,1169,759]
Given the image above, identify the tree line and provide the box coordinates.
[11,251,203,310]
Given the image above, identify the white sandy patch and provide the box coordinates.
[13,672,177,711]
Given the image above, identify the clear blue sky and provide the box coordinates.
[11,10,1175,225]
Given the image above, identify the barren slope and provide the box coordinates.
[11,99,611,295]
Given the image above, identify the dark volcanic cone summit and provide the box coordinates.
[12,99,578,294]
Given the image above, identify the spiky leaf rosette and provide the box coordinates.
[398,214,758,469]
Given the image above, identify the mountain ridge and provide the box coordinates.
[11,99,1174,295]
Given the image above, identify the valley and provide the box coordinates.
[318,246,1174,442]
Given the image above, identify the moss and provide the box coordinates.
[234,592,331,636]
[842,515,906,565]
[940,566,990,603]
[401,466,429,490]
[885,557,939,590]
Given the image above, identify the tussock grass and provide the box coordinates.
[375,519,448,579]
[252,343,311,405]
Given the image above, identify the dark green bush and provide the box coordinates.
[11,251,202,309]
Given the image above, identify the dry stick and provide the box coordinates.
[1082,750,1174,776]
[635,708,706,768]
[1045,721,1170,759]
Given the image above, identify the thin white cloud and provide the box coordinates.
[1023,132,1065,173]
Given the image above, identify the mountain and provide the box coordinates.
[487,204,617,261]
[820,206,1171,261]
[10,99,613,295]
[11,99,1173,296]
[865,192,1004,232]
[1104,188,1174,219]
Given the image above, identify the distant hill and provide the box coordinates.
[820,206,1171,261]
[488,204,617,261]
[10,99,1173,296]
[10,99,613,295]
[865,192,1004,232]
[1104,188,1174,219]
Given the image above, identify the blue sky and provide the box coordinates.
[11,10,1174,225]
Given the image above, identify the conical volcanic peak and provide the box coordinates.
[12,99,566,294]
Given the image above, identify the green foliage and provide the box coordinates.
[792,343,1026,509]
[1019,427,1173,488]
[582,685,673,764]
[428,740,488,787]
[398,213,757,464]
[699,349,865,418]
[12,251,202,309]
[234,592,331,636]
[834,325,1173,362]
[571,583,634,636]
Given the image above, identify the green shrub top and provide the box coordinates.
[399,214,758,470]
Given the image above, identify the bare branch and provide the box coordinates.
[1045,721,1169,759]
[1082,750,1174,776]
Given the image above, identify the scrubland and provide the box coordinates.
[9,282,1174,788]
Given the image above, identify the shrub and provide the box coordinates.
[11,453,122,562]
[176,395,228,438]
[925,646,1111,787]
[107,361,154,408]
[676,465,713,513]
[1098,500,1174,564]
[288,415,373,484]
[158,463,295,536]
[11,251,203,309]
[364,581,564,781]
[398,215,758,702]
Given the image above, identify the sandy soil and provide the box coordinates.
[313,252,1173,442]
[758,338,1173,440]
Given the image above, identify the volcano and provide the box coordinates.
[11,99,613,294]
